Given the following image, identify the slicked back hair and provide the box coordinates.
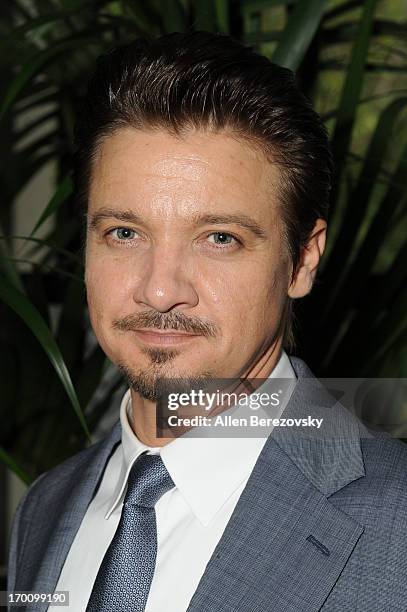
[73,30,333,352]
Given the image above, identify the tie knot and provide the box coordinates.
[124,453,174,508]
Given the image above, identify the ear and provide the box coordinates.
[288,218,327,299]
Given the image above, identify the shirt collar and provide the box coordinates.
[104,392,161,520]
[105,350,296,525]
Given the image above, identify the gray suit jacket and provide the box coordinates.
[7,357,407,611]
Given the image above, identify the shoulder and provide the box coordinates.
[361,434,407,499]
[332,432,407,522]
[35,438,103,489]
[16,421,121,519]
[7,423,120,593]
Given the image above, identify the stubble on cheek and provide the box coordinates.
[84,258,116,353]
[251,260,289,341]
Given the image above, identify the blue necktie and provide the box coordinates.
[86,452,175,612]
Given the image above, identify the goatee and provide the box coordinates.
[117,361,213,402]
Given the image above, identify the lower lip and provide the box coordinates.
[133,330,200,346]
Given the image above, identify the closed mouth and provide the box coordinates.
[135,328,199,336]
[131,329,201,346]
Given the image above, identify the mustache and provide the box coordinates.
[112,310,218,337]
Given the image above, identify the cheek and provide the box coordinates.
[233,263,288,331]
[200,260,282,330]
[85,254,134,325]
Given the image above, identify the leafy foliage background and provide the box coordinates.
[1,0,406,483]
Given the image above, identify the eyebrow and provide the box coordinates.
[88,207,269,240]
[87,208,144,231]
[190,213,268,239]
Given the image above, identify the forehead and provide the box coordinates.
[88,127,282,221]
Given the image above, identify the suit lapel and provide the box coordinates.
[22,419,122,612]
[187,356,366,611]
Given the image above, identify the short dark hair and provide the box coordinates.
[73,30,333,352]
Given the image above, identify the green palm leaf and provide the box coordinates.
[30,174,74,237]
[0,37,104,120]
[272,0,328,70]
[330,0,378,184]
[0,276,90,440]
[0,445,31,485]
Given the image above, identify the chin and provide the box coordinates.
[117,359,215,402]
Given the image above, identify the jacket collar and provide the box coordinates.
[272,356,366,496]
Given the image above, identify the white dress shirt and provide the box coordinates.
[51,350,296,611]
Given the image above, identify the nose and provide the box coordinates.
[133,244,199,313]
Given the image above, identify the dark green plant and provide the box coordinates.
[1,0,406,483]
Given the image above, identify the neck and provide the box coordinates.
[128,337,284,447]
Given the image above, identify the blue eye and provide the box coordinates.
[208,232,236,246]
[114,228,137,240]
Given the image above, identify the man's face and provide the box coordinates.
[85,127,292,394]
